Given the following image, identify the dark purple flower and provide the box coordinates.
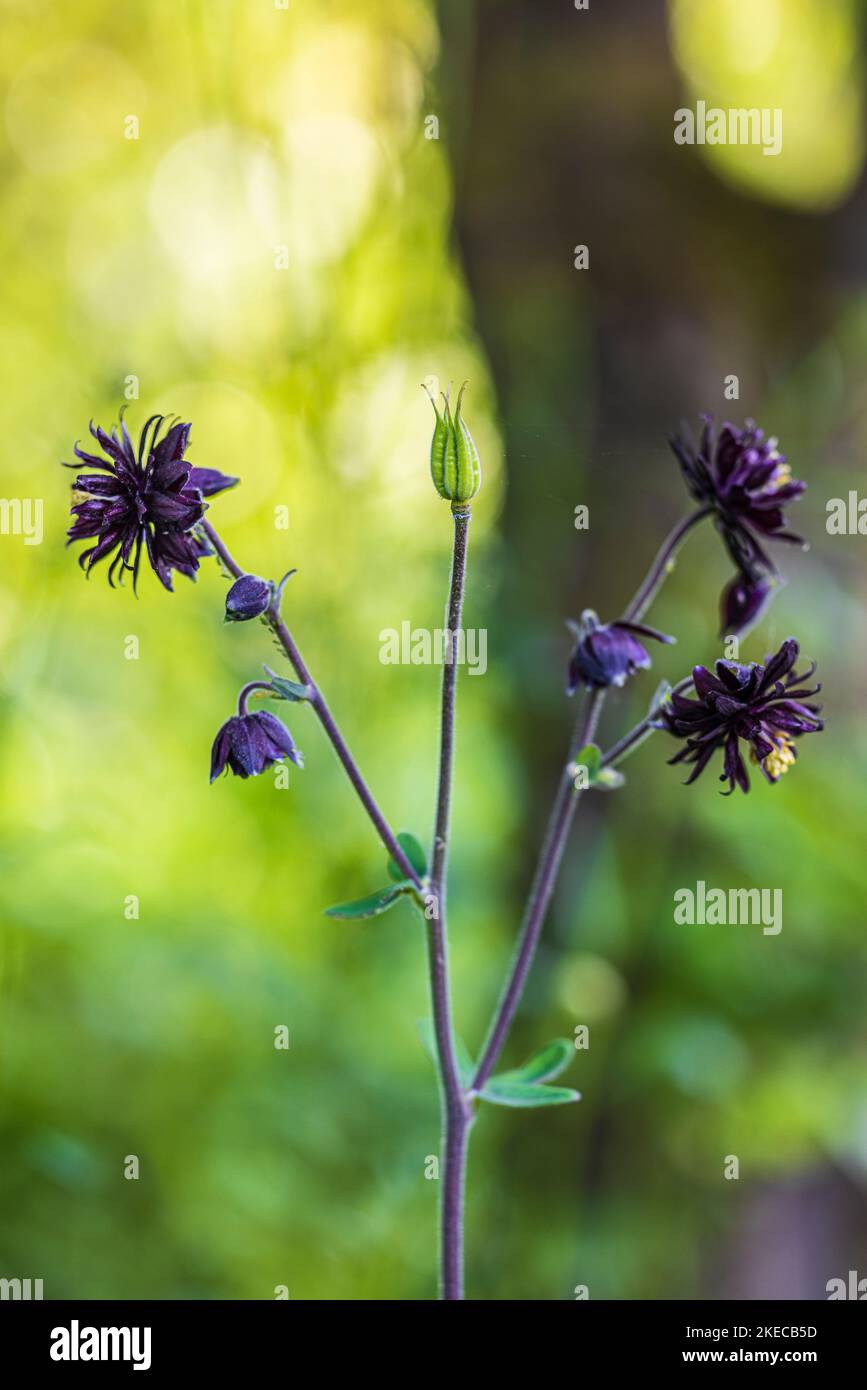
[225,574,272,622]
[670,416,806,580]
[720,571,776,638]
[662,637,823,794]
[65,415,239,591]
[210,710,303,782]
[567,609,674,693]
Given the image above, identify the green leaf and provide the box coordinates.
[416,1019,476,1088]
[325,884,408,920]
[574,742,601,780]
[573,743,624,791]
[387,831,428,883]
[268,676,311,703]
[501,1038,574,1084]
[479,1077,581,1108]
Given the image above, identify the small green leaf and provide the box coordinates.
[479,1077,581,1108]
[325,884,407,920]
[501,1038,574,1084]
[591,766,625,791]
[387,831,428,883]
[268,676,311,703]
[574,743,601,780]
[573,743,624,791]
[416,1019,476,1088]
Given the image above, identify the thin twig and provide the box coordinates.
[202,519,421,889]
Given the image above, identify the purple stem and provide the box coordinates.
[472,506,711,1092]
[202,519,422,890]
[621,506,713,623]
[471,689,605,1092]
[600,674,695,767]
[237,680,273,716]
[429,507,474,1301]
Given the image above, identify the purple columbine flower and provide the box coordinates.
[661,637,823,794]
[670,416,806,580]
[567,609,674,693]
[719,571,776,638]
[225,574,272,622]
[65,415,238,591]
[210,709,303,782]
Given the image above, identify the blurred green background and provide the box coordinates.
[1,0,865,1300]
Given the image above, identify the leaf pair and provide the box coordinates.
[325,831,428,920]
[417,1024,581,1109]
[572,742,624,791]
[482,1038,581,1106]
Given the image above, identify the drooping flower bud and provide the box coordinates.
[566,610,674,693]
[425,382,481,507]
[210,710,303,781]
[719,571,775,638]
[225,574,271,622]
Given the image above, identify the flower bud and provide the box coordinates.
[225,574,271,622]
[719,571,775,638]
[566,610,674,693]
[425,382,481,506]
[210,710,303,782]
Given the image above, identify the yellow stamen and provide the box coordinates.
[751,732,796,780]
[769,462,792,490]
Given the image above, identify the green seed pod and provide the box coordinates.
[452,384,481,504]
[427,385,449,498]
[424,381,482,507]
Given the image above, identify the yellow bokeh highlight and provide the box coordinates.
[669,0,865,209]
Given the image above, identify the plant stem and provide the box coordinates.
[237,680,274,715]
[621,506,713,623]
[472,507,712,1090]
[472,688,605,1091]
[429,506,473,1301]
[600,674,695,767]
[202,520,421,889]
